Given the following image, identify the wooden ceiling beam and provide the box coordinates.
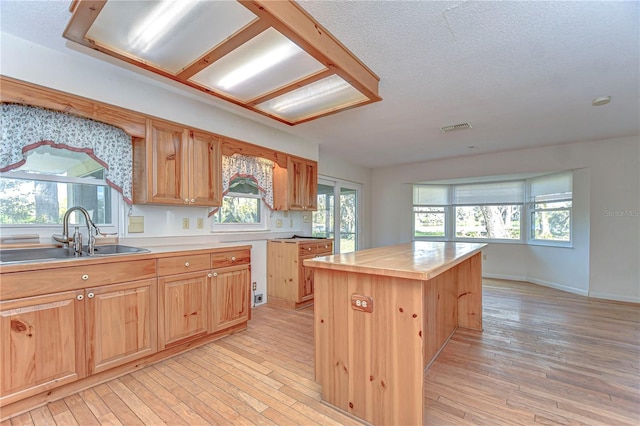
[239,0,382,103]
[247,68,334,106]
[177,18,270,80]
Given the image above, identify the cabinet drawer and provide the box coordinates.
[158,254,210,276]
[1,259,157,300]
[316,241,333,255]
[299,243,317,256]
[211,249,251,268]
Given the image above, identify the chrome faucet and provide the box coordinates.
[53,206,99,255]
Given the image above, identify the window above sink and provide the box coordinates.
[0,145,120,235]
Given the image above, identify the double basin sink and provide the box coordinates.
[0,245,149,264]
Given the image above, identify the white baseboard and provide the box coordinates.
[483,273,589,297]
[588,292,640,304]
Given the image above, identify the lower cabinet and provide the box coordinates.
[158,271,210,349]
[0,290,85,406]
[86,279,157,374]
[157,249,251,349]
[0,246,251,412]
[267,238,333,309]
[0,278,156,405]
[210,265,250,333]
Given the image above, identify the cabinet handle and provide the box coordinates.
[77,294,84,301]
[87,292,95,299]
[208,273,213,278]
[213,272,218,277]
[81,274,89,281]
[231,256,236,262]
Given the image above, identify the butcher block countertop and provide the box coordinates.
[304,241,486,281]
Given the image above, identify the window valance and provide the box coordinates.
[211,154,274,216]
[0,104,133,204]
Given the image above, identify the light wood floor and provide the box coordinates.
[3,279,639,425]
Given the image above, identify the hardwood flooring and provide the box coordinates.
[3,279,639,425]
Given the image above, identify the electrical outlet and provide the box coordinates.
[182,218,190,229]
[351,294,373,313]
[254,294,264,304]
[303,214,311,223]
[276,219,283,228]
[252,282,257,291]
[483,254,487,260]
[197,217,204,229]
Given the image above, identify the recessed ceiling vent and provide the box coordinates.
[440,122,472,133]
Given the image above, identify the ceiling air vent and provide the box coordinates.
[440,122,472,133]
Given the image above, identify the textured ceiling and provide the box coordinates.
[1,1,639,168]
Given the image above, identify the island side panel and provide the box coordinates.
[457,252,483,330]
[314,269,350,409]
[423,267,459,367]
[315,268,424,426]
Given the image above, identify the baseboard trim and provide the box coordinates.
[588,292,640,304]
[483,273,589,297]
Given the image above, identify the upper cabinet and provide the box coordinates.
[274,156,318,211]
[133,119,222,207]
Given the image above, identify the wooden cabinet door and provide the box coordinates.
[86,279,157,375]
[148,119,189,205]
[158,271,209,349]
[302,160,318,210]
[299,255,316,302]
[188,130,222,206]
[0,290,85,405]
[288,157,306,210]
[287,157,318,211]
[210,266,250,333]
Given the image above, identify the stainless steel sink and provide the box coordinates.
[0,245,149,264]
[89,244,149,256]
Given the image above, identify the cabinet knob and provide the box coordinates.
[87,292,95,299]
[77,294,84,301]
[213,272,218,277]
[190,199,195,203]
[307,247,312,251]
[184,198,189,203]
[81,274,89,281]
[208,273,213,278]
[184,262,190,267]
[231,256,236,262]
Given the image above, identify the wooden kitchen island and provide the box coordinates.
[304,241,485,425]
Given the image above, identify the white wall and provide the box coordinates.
[318,147,373,249]
[372,136,640,302]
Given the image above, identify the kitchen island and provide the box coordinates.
[304,241,485,425]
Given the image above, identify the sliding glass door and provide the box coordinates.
[313,178,360,253]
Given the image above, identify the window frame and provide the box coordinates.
[0,170,121,236]
[452,204,524,243]
[412,205,449,241]
[211,190,268,232]
[412,172,573,247]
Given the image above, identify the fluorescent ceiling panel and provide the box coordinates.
[190,28,326,102]
[257,75,368,122]
[85,0,257,74]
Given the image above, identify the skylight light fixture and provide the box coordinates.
[128,0,198,53]
[218,42,298,90]
[272,78,351,113]
[64,0,382,125]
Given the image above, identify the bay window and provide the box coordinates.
[413,172,573,245]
